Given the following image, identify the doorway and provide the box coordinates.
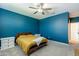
[69,18,79,44]
[69,18,79,56]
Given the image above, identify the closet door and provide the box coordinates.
[70,18,79,45]
[75,22,79,43]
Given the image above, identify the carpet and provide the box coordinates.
[0,40,74,56]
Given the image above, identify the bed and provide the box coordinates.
[15,32,48,55]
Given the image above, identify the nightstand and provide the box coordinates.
[0,37,15,50]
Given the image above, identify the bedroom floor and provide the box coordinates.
[0,40,75,56]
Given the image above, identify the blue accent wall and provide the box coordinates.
[0,8,39,38]
[39,12,69,43]
[0,8,70,44]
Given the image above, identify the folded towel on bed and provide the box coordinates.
[33,37,45,46]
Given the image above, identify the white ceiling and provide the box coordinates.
[0,3,79,19]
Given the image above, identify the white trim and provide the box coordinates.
[0,37,15,40]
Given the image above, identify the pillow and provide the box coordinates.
[34,34,41,37]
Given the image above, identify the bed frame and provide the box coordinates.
[15,32,47,56]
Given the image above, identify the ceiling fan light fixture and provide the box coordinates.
[29,3,53,15]
[38,9,43,12]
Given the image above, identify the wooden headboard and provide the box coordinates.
[15,32,32,44]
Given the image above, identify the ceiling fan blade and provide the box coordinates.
[29,7,37,9]
[44,8,52,10]
[42,12,45,15]
[33,11,38,14]
[40,3,44,6]
[39,3,44,8]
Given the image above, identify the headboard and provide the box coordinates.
[15,32,32,44]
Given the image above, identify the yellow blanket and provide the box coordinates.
[16,35,48,55]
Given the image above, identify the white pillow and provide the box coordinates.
[34,34,41,37]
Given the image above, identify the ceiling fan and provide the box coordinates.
[29,3,53,15]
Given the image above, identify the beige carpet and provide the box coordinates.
[0,40,74,56]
